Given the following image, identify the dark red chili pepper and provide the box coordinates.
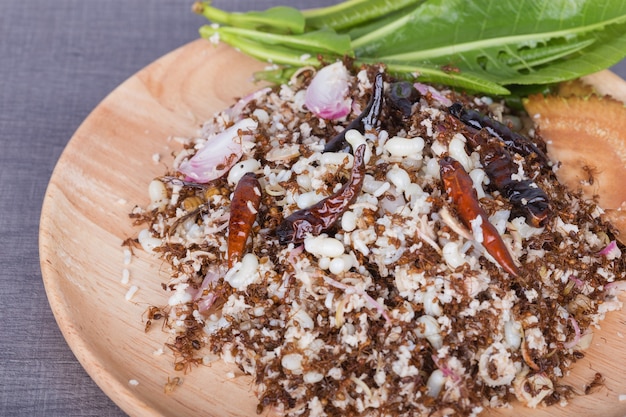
[439,156,521,278]
[228,172,262,268]
[277,144,366,244]
[449,102,550,167]
[323,73,384,153]
[481,140,551,227]
[448,104,552,227]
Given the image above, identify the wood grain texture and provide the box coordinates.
[40,39,626,417]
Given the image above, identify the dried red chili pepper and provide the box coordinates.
[448,104,551,227]
[439,156,521,278]
[277,144,366,244]
[449,102,550,167]
[323,73,384,153]
[227,172,262,268]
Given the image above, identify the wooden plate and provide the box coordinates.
[39,39,626,417]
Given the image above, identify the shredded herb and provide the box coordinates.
[194,0,626,95]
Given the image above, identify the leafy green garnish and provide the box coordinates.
[199,26,353,56]
[193,0,626,94]
[193,2,305,34]
[303,0,425,32]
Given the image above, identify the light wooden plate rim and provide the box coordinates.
[39,39,626,417]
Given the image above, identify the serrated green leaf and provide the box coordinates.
[355,0,626,58]
[344,3,422,39]
[500,22,626,85]
[501,38,595,71]
[303,0,423,31]
[379,61,511,95]
[353,0,626,89]
[196,0,626,94]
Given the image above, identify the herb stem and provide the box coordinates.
[358,58,510,95]
[193,1,305,34]
[203,30,322,67]
[201,25,352,56]
[193,2,234,26]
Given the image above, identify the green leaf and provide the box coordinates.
[194,0,626,94]
[500,38,595,71]
[351,0,626,90]
[200,25,353,56]
[303,0,424,32]
[499,22,626,85]
[203,30,324,67]
[252,66,301,85]
[355,0,626,58]
[368,60,511,95]
[194,2,305,34]
[344,3,423,40]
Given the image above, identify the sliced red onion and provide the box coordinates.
[598,240,621,260]
[563,317,581,349]
[414,82,452,107]
[305,61,352,120]
[604,280,626,292]
[194,267,222,299]
[225,87,272,120]
[568,275,584,288]
[287,244,305,266]
[196,292,218,313]
[413,83,429,96]
[431,354,461,382]
[195,266,224,313]
[323,275,391,323]
[178,118,257,183]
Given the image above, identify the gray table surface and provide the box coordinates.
[1,1,625,416]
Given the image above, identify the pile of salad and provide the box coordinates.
[126,1,626,415]
[129,59,625,416]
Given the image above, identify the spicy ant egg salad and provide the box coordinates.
[130,61,625,416]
